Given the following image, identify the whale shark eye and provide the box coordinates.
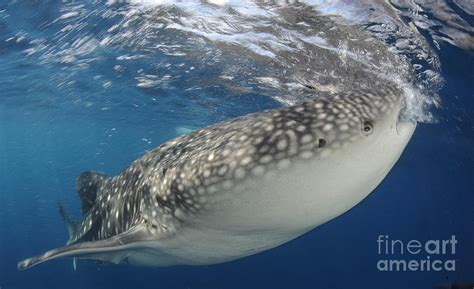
[362,120,373,135]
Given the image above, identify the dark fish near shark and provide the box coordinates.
[18,87,415,270]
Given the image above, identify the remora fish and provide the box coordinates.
[18,87,415,270]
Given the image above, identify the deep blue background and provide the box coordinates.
[0,2,473,289]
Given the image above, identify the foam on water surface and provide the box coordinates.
[1,0,471,124]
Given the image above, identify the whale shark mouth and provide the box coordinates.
[396,119,417,137]
[396,97,417,135]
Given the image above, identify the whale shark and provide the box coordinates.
[18,86,415,270]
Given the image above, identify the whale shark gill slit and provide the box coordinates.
[318,139,326,148]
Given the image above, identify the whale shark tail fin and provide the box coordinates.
[76,171,111,215]
[58,203,80,243]
[58,203,80,270]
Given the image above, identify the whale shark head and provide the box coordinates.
[328,87,416,172]
[312,86,415,146]
[264,86,417,230]
[320,87,416,165]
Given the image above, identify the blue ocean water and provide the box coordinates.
[0,1,473,288]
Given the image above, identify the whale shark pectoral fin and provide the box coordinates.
[18,225,151,270]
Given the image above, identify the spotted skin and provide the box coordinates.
[71,87,396,241]
[18,86,411,270]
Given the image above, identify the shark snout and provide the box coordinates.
[396,119,416,137]
[395,96,416,137]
